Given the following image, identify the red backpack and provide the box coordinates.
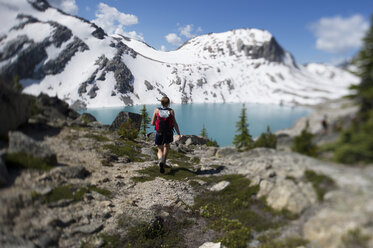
[155,107,174,135]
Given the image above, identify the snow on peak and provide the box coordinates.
[0,1,360,109]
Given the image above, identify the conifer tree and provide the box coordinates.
[200,124,208,138]
[140,105,150,137]
[233,104,253,150]
[254,126,277,149]
[351,15,373,115]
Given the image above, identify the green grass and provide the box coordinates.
[341,228,371,248]
[191,156,200,164]
[193,174,297,247]
[34,185,111,203]
[304,170,336,201]
[131,165,197,183]
[84,133,110,142]
[103,140,144,162]
[83,215,192,248]
[5,152,55,171]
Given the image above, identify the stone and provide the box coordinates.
[0,77,31,138]
[109,111,142,131]
[141,147,156,160]
[177,135,209,146]
[199,242,222,248]
[70,99,87,111]
[205,147,217,157]
[76,113,97,123]
[216,147,236,157]
[8,131,57,165]
[51,165,91,179]
[0,157,9,186]
[72,223,103,235]
[210,181,230,191]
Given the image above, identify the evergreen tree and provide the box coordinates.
[140,105,151,137]
[351,15,373,116]
[291,120,317,157]
[200,124,208,138]
[233,104,253,150]
[332,15,373,164]
[254,126,277,149]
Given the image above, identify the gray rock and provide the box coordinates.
[74,113,97,124]
[216,147,236,157]
[70,99,87,111]
[72,223,103,235]
[109,111,142,131]
[141,147,156,160]
[210,181,230,191]
[205,147,217,157]
[144,80,154,90]
[8,131,57,165]
[0,78,31,138]
[177,135,209,146]
[51,165,90,179]
[0,157,9,186]
[36,93,79,121]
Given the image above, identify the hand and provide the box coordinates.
[177,135,181,141]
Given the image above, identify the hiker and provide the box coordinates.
[151,96,181,173]
[321,115,328,134]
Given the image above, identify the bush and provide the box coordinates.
[334,110,373,164]
[291,120,317,157]
[255,126,277,149]
[206,139,219,147]
[117,119,139,140]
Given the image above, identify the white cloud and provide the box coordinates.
[310,14,369,54]
[48,0,78,15]
[165,33,182,46]
[160,45,167,51]
[178,24,203,38]
[92,3,143,41]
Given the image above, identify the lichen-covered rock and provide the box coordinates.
[109,111,141,131]
[8,131,57,165]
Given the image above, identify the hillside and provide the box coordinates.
[0,0,359,109]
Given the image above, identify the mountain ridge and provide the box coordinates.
[0,0,359,109]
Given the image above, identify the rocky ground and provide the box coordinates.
[1,97,373,248]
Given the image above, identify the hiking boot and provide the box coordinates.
[159,162,165,173]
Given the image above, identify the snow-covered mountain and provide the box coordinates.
[0,0,360,109]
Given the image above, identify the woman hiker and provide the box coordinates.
[151,96,181,173]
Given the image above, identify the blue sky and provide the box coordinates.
[51,0,372,65]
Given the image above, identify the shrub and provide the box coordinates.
[206,139,219,147]
[140,105,151,137]
[117,119,139,140]
[255,126,277,149]
[291,120,317,157]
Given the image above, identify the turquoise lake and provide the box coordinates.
[79,103,311,147]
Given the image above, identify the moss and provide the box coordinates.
[191,156,200,164]
[84,133,110,142]
[193,174,296,247]
[304,170,336,201]
[5,152,55,171]
[342,228,371,248]
[258,236,309,248]
[103,141,144,162]
[35,184,111,203]
[132,165,197,183]
[122,216,191,248]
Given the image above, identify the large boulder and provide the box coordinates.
[177,135,209,146]
[0,77,31,138]
[8,131,57,165]
[109,111,141,131]
[35,93,79,121]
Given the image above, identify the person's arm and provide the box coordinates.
[151,109,157,126]
[171,110,181,140]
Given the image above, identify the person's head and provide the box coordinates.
[161,96,170,107]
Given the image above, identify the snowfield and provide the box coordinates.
[0,0,360,108]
